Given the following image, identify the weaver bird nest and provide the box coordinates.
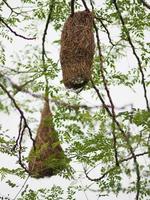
[60,10,95,89]
[28,98,68,178]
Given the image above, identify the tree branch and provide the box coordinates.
[2,0,19,15]
[42,2,54,99]
[112,0,149,111]
[84,151,148,182]
[89,0,119,166]
[0,72,134,112]
[81,0,90,11]
[79,0,139,171]
[70,0,75,16]
[92,18,119,166]
[140,0,150,9]
[42,3,54,66]
[70,0,89,16]
[13,175,29,200]
[0,83,35,173]
[91,80,120,165]
[89,0,114,46]
[96,17,114,46]
[91,80,141,200]
[0,17,36,40]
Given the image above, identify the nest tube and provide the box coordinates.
[28,98,68,178]
[60,10,95,89]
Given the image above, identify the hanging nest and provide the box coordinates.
[28,98,68,178]
[60,10,95,89]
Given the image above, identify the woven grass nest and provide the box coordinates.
[60,10,95,89]
[28,98,68,178]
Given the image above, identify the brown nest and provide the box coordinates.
[60,10,95,89]
[28,98,68,178]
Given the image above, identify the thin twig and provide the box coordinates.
[13,175,29,200]
[0,72,41,97]
[79,180,89,200]
[112,0,149,111]
[18,125,29,173]
[70,0,75,16]
[84,151,148,182]
[70,0,89,16]
[0,72,134,111]
[92,18,119,166]
[0,84,34,144]
[91,80,121,155]
[140,0,150,9]
[91,82,141,197]
[0,66,35,74]
[2,0,19,15]
[112,1,149,197]
[13,116,23,150]
[89,0,114,46]
[42,2,54,98]
[0,83,35,172]
[91,80,141,200]
[42,3,54,66]
[82,0,139,171]
[90,2,116,121]
[0,17,36,40]
[112,120,119,165]
[81,0,90,11]
[96,17,115,46]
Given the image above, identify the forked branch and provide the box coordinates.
[0,83,35,173]
[70,0,89,16]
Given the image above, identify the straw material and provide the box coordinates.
[28,98,67,178]
[60,11,95,89]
